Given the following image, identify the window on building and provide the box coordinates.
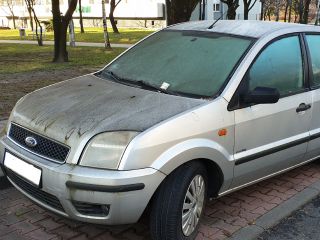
[213,3,220,12]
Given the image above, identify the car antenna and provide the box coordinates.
[208,11,227,29]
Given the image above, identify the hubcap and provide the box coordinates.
[181,175,205,237]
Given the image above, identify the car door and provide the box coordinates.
[304,34,320,160]
[230,34,312,188]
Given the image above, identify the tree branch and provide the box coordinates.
[115,0,122,8]
[64,0,78,23]
[249,0,258,11]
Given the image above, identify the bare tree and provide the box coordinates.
[0,0,17,29]
[25,0,43,46]
[52,0,78,62]
[275,0,281,21]
[284,0,292,21]
[221,0,240,19]
[102,0,111,49]
[302,0,312,23]
[262,0,275,20]
[109,0,122,33]
[288,0,293,22]
[166,0,201,25]
[243,0,258,20]
[316,0,320,24]
[26,0,34,30]
[79,0,84,33]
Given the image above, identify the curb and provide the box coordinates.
[228,179,320,240]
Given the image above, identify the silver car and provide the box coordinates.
[1,20,320,239]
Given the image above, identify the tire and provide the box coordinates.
[150,161,208,240]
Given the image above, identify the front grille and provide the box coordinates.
[73,201,110,217]
[6,168,65,212]
[8,123,69,163]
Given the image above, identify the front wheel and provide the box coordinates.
[150,161,208,240]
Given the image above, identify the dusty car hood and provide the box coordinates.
[9,74,205,161]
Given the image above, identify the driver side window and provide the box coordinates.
[244,36,304,96]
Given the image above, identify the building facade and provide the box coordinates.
[0,0,166,29]
[191,0,262,21]
[0,0,262,29]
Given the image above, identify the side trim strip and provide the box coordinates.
[219,153,320,197]
[235,132,320,166]
[66,181,145,193]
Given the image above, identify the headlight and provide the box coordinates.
[79,131,139,169]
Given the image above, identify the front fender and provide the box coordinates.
[151,138,234,193]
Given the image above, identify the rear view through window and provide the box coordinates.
[103,30,253,98]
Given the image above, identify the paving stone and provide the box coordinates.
[2,212,27,225]
[24,228,58,240]
[0,224,16,236]
[22,210,48,223]
[11,220,41,234]
[93,232,120,240]
[51,225,82,239]
[1,162,320,240]
[0,230,32,240]
[77,224,106,238]
[35,218,63,231]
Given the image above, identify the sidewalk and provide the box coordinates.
[0,40,134,49]
[1,119,320,239]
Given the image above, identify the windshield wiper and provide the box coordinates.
[98,70,178,96]
[98,70,124,83]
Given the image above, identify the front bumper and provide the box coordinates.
[0,136,166,225]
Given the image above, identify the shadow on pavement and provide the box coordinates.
[0,176,12,190]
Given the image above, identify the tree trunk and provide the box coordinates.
[260,1,264,20]
[53,19,68,62]
[221,0,239,20]
[243,2,249,20]
[109,12,119,33]
[288,0,292,22]
[109,0,119,33]
[303,0,311,24]
[227,5,237,19]
[31,6,43,46]
[166,0,200,25]
[27,7,33,31]
[299,0,304,23]
[11,13,16,29]
[52,0,77,62]
[79,0,85,33]
[284,1,289,22]
[275,8,280,21]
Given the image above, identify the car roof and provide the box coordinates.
[167,20,320,38]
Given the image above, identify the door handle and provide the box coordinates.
[296,103,312,113]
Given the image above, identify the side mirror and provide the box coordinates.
[242,87,280,105]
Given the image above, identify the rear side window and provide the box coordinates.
[245,36,304,96]
[306,35,320,87]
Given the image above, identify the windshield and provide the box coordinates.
[101,30,254,98]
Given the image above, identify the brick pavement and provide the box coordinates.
[0,163,320,240]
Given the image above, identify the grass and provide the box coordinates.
[0,43,124,117]
[0,27,155,44]
[0,43,125,74]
